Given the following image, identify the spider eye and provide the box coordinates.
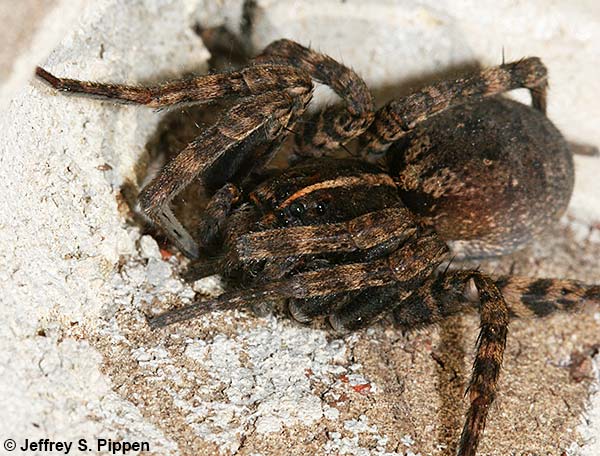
[288,201,305,218]
[275,209,288,224]
[315,201,327,214]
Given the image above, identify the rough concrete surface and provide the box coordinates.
[1,1,599,455]
[0,0,59,82]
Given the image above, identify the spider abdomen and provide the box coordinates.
[386,97,574,258]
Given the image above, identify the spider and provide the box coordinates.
[36,39,600,456]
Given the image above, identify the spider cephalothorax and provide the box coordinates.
[36,39,599,456]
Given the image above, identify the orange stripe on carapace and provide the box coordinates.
[278,173,396,209]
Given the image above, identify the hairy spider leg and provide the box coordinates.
[225,207,446,329]
[385,271,507,456]
[254,39,376,157]
[229,206,416,262]
[192,41,382,249]
[36,41,378,257]
[393,273,600,326]
[457,273,509,456]
[393,271,599,455]
[149,228,448,328]
[36,64,309,107]
[195,128,296,251]
[137,91,309,258]
[36,64,313,258]
[195,183,241,254]
[190,184,595,334]
[360,57,548,158]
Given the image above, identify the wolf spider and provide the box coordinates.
[37,39,599,456]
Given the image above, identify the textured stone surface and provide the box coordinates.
[0,0,208,452]
[1,1,599,455]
